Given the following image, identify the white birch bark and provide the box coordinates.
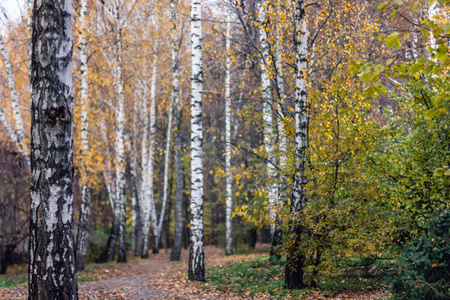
[189,0,205,281]
[113,4,127,263]
[285,0,308,289]
[141,39,158,257]
[29,0,77,297]
[224,14,233,256]
[0,35,29,166]
[257,0,278,237]
[271,11,286,258]
[154,97,173,252]
[170,0,184,262]
[75,0,91,272]
[138,79,150,257]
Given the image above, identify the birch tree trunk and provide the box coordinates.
[29,0,78,298]
[138,80,149,257]
[189,0,205,281]
[285,0,308,289]
[170,0,184,262]
[153,97,173,253]
[224,14,233,256]
[75,0,91,272]
[257,0,278,238]
[101,3,128,263]
[141,41,158,258]
[114,22,127,263]
[0,35,29,166]
[0,107,22,159]
[270,12,286,261]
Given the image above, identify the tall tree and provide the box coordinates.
[285,0,308,289]
[189,0,205,281]
[224,14,233,256]
[28,0,78,298]
[75,0,91,272]
[141,33,158,258]
[170,0,184,262]
[112,1,127,263]
[257,0,278,238]
[270,2,286,260]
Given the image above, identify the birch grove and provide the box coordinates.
[0,0,448,295]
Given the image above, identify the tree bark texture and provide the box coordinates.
[225,14,233,256]
[170,0,184,262]
[188,0,205,282]
[285,0,308,290]
[270,10,286,261]
[75,0,91,272]
[257,0,278,238]
[29,0,78,298]
[142,39,158,258]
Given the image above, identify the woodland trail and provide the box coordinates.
[0,245,389,300]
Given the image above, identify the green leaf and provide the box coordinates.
[427,0,436,4]
[378,1,389,11]
[436,44,448,61]
[412,1,420,11]
[421,28,429,37]
[359,72,371,81]
[374,64,384,74]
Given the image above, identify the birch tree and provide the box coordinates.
[112,3,127,262]
[257,0,278,238]
[141,37,158,258]
[270,3,286,260]
[170,0,184,262]
[75,0,91,271]
[285,0,308,289]
[29,0,78,298]
[224,14,233,256]
[189,0,205,281]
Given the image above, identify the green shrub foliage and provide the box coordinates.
[392,210,450,300]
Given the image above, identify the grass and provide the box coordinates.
[204,254,391,299]
[205,255,309,299]
[0,274,27,288]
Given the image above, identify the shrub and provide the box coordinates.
[391,210,450,300]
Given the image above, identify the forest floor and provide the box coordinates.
[0,245,390,299]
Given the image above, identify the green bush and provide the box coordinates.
[391,210,450,300]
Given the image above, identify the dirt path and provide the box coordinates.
[0,246,389,300]
[0,246,229,300]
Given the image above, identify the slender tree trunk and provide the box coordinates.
[137,81,149,257]
[170,0,184,262]
[142,40,158,258]
[270,12,286,261]
[75,0,91,272]
[154,97,173,253]
[285,0,308,289]
[189,0,205,281]
[225,15,233,256]
[29,0,78,298]
[257,0,278,238]
[0,35,29,166]
[113,5,127,263]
